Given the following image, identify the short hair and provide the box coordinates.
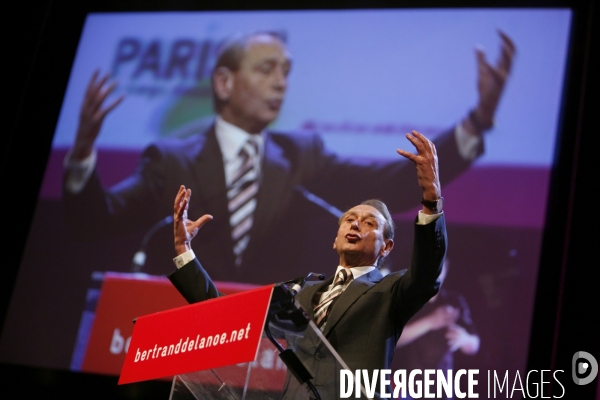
[360,199,395,240]
[338,199,395,240]
[211,30,288,112]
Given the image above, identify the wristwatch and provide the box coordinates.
[421,197,444,213]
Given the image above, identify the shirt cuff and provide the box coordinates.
[173,250,196,269]
[417,210,442,225]
[63,148,97,194]
[455,123,483,161]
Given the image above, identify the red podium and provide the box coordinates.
[116,278,364,399]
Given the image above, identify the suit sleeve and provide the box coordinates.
[62,135,206,240]
[167,258,220,304]
[392,214,448,329]
[62,143,176,239]
[298,127,475,214]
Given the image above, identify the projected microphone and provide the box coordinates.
[130,215,173,272]
[295,185,343,218]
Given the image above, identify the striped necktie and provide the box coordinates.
[227,138,260,267]
[313,269,354,329]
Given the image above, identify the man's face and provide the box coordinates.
[333,205,393,267]
[220,34,292,133]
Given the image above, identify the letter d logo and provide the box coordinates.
[572,351,598,385]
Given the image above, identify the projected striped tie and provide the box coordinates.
[228,138,260,267]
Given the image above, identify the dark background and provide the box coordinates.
[2,0,597,398]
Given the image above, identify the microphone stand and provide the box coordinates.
[284,272,326,296]
[264,272,326,400]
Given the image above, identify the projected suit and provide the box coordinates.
[63,30,513,283]
[64,124,465,284]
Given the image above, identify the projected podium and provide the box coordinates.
[119,282,363,399]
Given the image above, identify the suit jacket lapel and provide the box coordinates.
[189,125,235,265]
[297,277,333,321]
[294,277,333,348]
[322,268,384,337]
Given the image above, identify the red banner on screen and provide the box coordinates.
[118,285,274,384]
[78,273,259,376]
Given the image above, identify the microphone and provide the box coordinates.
[130,215,174,272]
[284,272,326,296]
[295,185,343,218]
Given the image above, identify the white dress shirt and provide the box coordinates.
[214,115,264,186]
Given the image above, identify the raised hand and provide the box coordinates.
[428,305,460,330]
[446,324,480,354]
[396,130,441,214]
[70,70,124,161]
[174,185,213,255]
[467,30,516,134]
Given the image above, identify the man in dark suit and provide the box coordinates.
[169,129,446,399]
[63,30,513,283]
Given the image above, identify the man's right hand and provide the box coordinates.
[396,130,441,214]
[174,185,213,256]
[69,70,124,162]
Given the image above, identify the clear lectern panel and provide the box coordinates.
[170,295,367,400]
